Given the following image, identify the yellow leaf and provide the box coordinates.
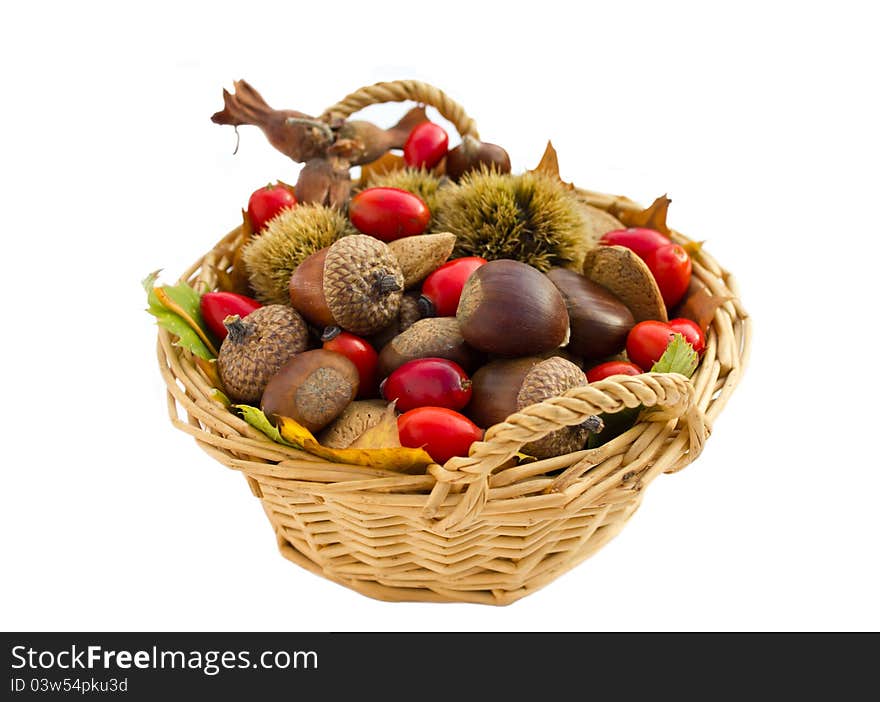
[277,416,434,474]
[349,402,401,448]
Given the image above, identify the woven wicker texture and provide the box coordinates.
[156,80,750,605]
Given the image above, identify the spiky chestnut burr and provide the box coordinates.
[241,204,356,305]
[434,170,587,271]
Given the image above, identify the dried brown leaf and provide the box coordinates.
[613,194,672,235]
[530,141,574,190]
[672,282,731,333]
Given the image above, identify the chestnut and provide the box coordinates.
[261,349,359,433]
[456,259,569,357]
[445,135,512,181]
[546,267,635,361]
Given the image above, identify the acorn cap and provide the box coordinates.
[516,356,591,459]
[582,244,668,323]
[323,235,405,336]
[388,232,456,289]
[217,305,309,405]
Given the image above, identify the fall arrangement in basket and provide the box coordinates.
[148,80,750,605]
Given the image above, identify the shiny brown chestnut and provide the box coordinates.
[261,349,359,433]
[546,267,635,361]
[445,135,512,181]
[456,259,569,357]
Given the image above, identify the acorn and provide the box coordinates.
[456,259,569,357]
[468,356,597,459]
[445,136,512,181]
[377,316,481,379]
[363,167,447,217]
[242,204,356,305]
[217,305,309,405]
[546,267,635,361]
[434,170,586,271]
[288,234,405,336]
[261,349,359,433]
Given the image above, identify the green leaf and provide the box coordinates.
[651,333,699,378]
[235,405,297,447]
[150,307,214,359]
[143,270,217,359]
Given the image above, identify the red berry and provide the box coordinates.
[381,358,472,412]
[667,318,706,356]
[644,243,692,309]
[199,292,262,340]
[585,360,644,383]
[247,182,297,233]
[600,228,671,261]
[419,256,487,317]
[403,122,449,170]
[625,320,678,371]
[349,187,430,242]
[397,407,483,465]
[321,328,380,399]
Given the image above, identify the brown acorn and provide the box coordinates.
[445,135,512,181]
[546,267,635,361]
[456,259,569,357]
[261,349,359,433]
[468,356,598,459]
[377,317,481,379]
[217,305,309,405]
[289,234,405,336]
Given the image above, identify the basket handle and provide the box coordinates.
[320,79,480,140]
[426,372,707,533]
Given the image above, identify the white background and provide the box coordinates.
[2,1,878,632]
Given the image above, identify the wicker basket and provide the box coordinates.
[155,80,751,605]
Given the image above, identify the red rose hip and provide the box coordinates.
[419,256,487,317]
[380,357,472,412]
[403,122,449,170]
[247,182,297,233]
[321,327,380,398]
[600,227,671,261]
[644,243,692,309]
[349,187,430,242]
[397,406,483,465]
[199,291,262,340]
[585,360,644,383]
[667,317,706,356]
